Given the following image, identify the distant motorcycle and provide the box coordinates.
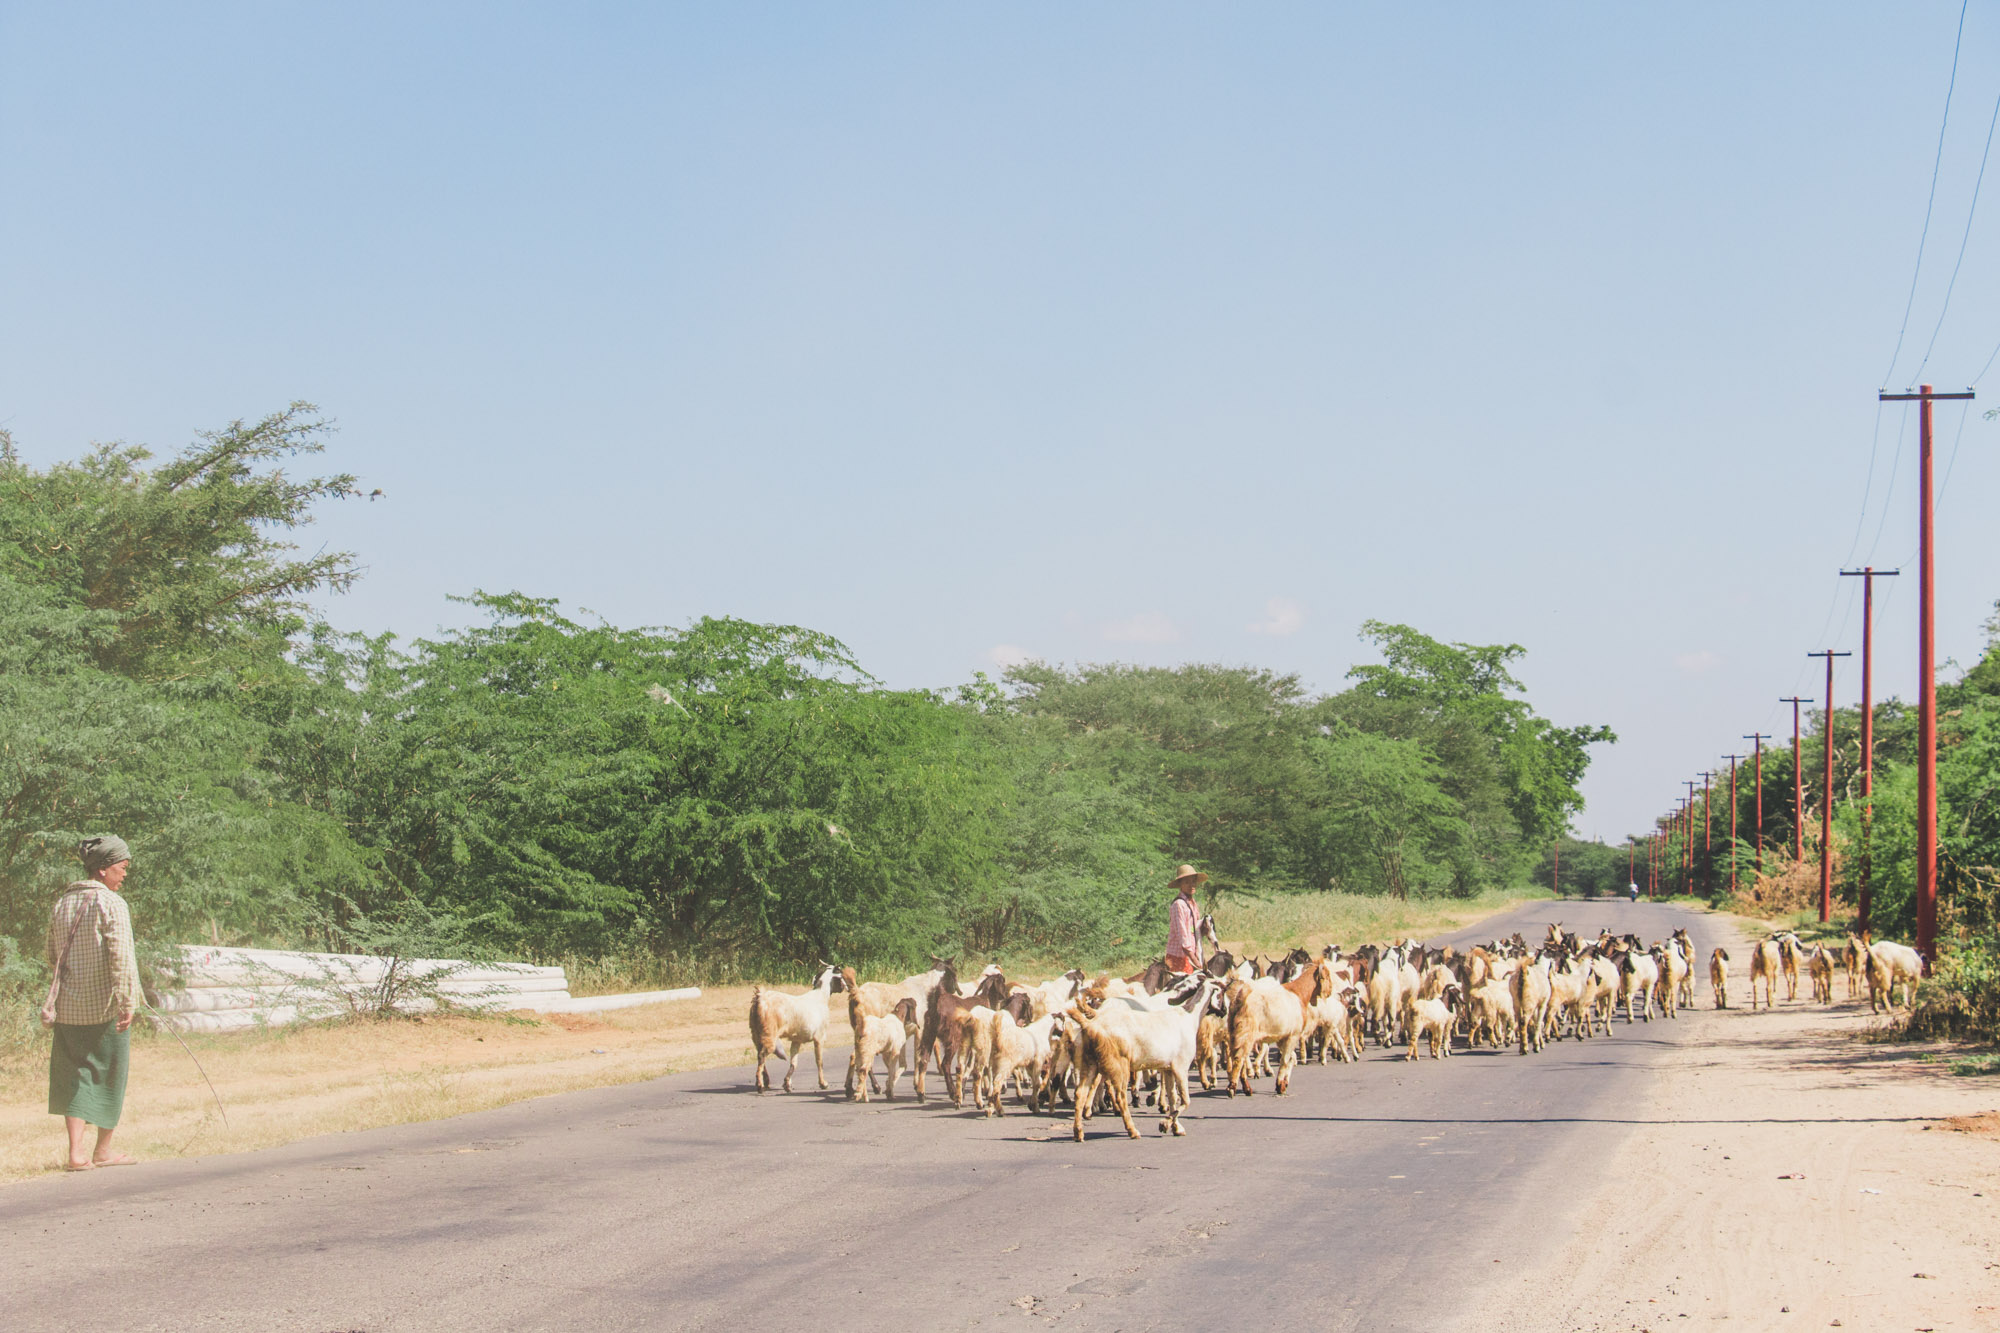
[1628,883,1640,903]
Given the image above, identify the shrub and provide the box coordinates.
[1903,938,2000,1044]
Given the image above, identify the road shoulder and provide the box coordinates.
[1468,919,1999,1333]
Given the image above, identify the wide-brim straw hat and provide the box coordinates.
[1169,864,1208,889]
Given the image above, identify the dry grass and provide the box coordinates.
[0,888,1546,1184]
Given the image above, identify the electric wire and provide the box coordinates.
[1843,402,1891,566]
[1883,0,1970,390]
[1935,399,1976,512]
[1865,406,1914,565]
[1971,331,2000,385]
[1917,84,2000,378]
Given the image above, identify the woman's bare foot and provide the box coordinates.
[90,1153,136,1167]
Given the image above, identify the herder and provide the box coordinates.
[44,836,142,1172]
[1165,863,1208,974]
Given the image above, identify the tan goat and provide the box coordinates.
[1748,939,1781,1010]
[841,964,941,1099]
[1513,955,1553,1054]
[846,997,921,1102]
[1807,944,1835,1004]
[1709,947,1729,1009]
[1776,932,1803,1001]
[1465,975,1516,1049]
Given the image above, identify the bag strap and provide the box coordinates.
[49,887,103,986]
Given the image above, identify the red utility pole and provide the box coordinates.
[1698,770,1715,895]
[1669,807,1680,897]
[1881,385,1974,965]
[1684,799,1694,889]
[1683,784,1698,895]
[1780,697,1812,864]
[1841,567,1899,936]
[1722,754,1745,897]
[1743,733,1768,877]
[1807,652,1852,923]
[1553,837,1559,897]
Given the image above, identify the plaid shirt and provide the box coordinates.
[1167,893,1201,961]
[46,882,140,1025]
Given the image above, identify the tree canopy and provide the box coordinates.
[0,413,1617,978]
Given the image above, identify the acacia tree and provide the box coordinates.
[1335,621,1614,875]
[0,403,359,681]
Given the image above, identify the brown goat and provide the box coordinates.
[923,964,1012,1108]
[1225,961,1328,1096]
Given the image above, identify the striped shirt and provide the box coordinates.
[46,882,140,1025]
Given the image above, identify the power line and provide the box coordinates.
[1916,81,2000,378]
[1843,402,1890,565]
[1865,405,1915,563]
[1972,330,2000,385]
[1935,398,1977,513]
[1883,0,1971,389]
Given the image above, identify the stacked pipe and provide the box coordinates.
[147,945,573,1032]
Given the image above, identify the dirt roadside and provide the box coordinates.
[0,985,801,1183]
[1474,916,2000,1333]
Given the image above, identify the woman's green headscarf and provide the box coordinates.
[78,836,130,874]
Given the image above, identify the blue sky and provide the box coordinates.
[5,3,1999,844]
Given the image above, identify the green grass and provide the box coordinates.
[1206,886,1551,956]
[517,887,1559,994]
[1950,1051,2000,1076]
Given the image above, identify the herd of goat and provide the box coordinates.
[745,918,1929,1141]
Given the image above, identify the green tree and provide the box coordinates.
[0,404,359,682]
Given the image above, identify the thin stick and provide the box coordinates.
[143,1001,230,1147]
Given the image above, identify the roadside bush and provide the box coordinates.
[0,937,47,1066]
[1903,938,2000,1044]
[280,898,512,1022]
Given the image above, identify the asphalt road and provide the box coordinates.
[1,899,1721,1333]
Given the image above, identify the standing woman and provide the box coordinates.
[43,836,142,1171]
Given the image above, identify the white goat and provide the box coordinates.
[1867,941,1923,1013]
[1063,974,1216,1139]
[748,964,842,1093]
[1404,983,1461,1061]
[1618,947,1660,1023]
[984,999,1057,1116]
